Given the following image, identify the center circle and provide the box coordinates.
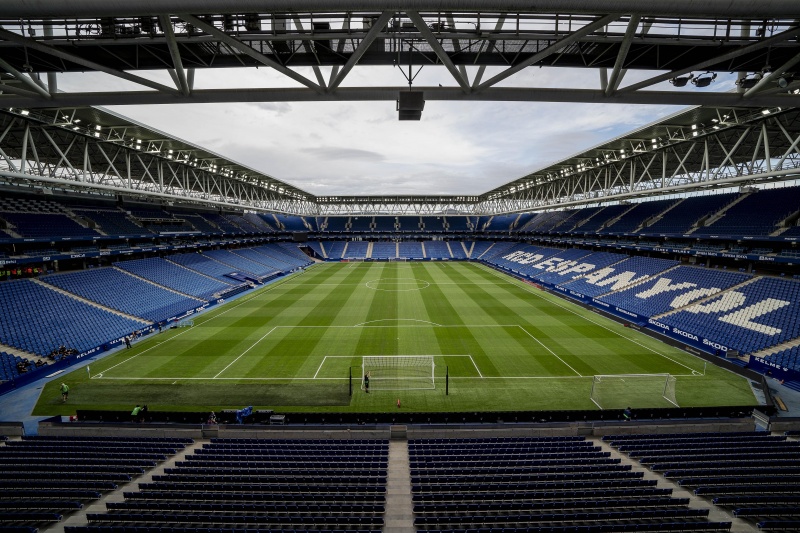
[366,278,430,292]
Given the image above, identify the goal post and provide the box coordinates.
[362,355,435,390]
[590,373,678,410]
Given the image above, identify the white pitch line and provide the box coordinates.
[213,326,277,378]
[467,354,483,378]
[313,356,328,379]
[517,325,583,377]
[477,263,700,374]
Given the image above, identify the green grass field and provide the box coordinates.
[34,262,758,415]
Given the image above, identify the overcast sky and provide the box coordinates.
[57,64,735,197]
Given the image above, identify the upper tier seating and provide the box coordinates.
[224,214,259,234]
[694,186,800,236]
[350,216,373,232]
[424,241,452,259]
[73,209,148,235]
[421,217,445,232]
[115,257,231,300]
[601,199,678,234]
[200,214,240,233]
[180,214,221,233]
[598,266,752,317]
[643,193,738,235]
[274,214,308,232]
[67,439,387,533]
[398,216,421,232]
[373,217,395,232]
[411,437,729,533]
[0,279,145,356]
[371,242,397,259]
[325,217,349,232]
[578,204,634,233]
[41,268,200,323]
[1,212,100,239]
[562,256,680,297]
[244,213,275,232]
[564,206,606,233]
[444,216,471,231]
[661,276,800,353]
[484,214,518,232]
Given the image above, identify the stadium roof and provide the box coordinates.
[1,1,799,214]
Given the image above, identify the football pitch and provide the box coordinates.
[34,262,757,415]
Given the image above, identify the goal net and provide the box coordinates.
[362,355,435,390]
[590,373,678,410]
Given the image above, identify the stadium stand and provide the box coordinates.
[200,213,241,233]
[421,217,445,232]
[73,208,148,236]
[765,346,800,373]
[661,276,800,354]
[562,256,680,297]
[67,439,387,533]
[244,213,275,232]
[0,212,100,239]
[201,249,281,279]
[307,241,326,258]
[373,217,395,232]
[343,241,369,259]
[350,216,373,232]
[468,241,496,259]
[578,204,634,234]
[224,214,260,234]
[601,199,678,234]
[324,217,349,232]
[411,437,729,533]
[176,214,221,234]
[274,214,309,232]
[326,241,347,259]
[483,214,518,232]
[398,241,423,259]
[444,216,471,232]
[0,279,145,356]
[642,193,739,235]
[604,432,800,532]
[167,253,241,285]
[597,266,752,318]
[694,186,800,236]
[449,242,468,259]
[424,241,452,259]
[40,268,201,323]
[398,216,421,232]
[115,257,231,301]
[371,241,397,259]
[1,435,191,530]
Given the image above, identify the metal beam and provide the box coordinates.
[0,27,180,95]
[159,14,191,96]
[619,25,800,93]
[743,49,800,98]
[475,14,620,92]
[329,10,392,91]
[0,56,52,100]
[178,13,324,94]
[2,1,799,18]
[2,86,798,108]
[407,10,470,93]
[604,14,640,97]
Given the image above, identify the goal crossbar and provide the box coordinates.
[362,355,435,391]
[590,373,678,410]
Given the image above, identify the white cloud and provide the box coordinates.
[55,63,691,196]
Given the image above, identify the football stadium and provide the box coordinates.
[1,1,800,532]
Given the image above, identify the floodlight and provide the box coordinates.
[692,72,717,87]
[669,74,693,87]
[397,91,425,120]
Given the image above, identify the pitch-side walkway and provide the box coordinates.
[595,438,758,533]
[384,439,416,533]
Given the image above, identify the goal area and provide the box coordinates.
[590,373,678,410]
[362,355,435,391]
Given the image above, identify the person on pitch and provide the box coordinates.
[364,371,370,393]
